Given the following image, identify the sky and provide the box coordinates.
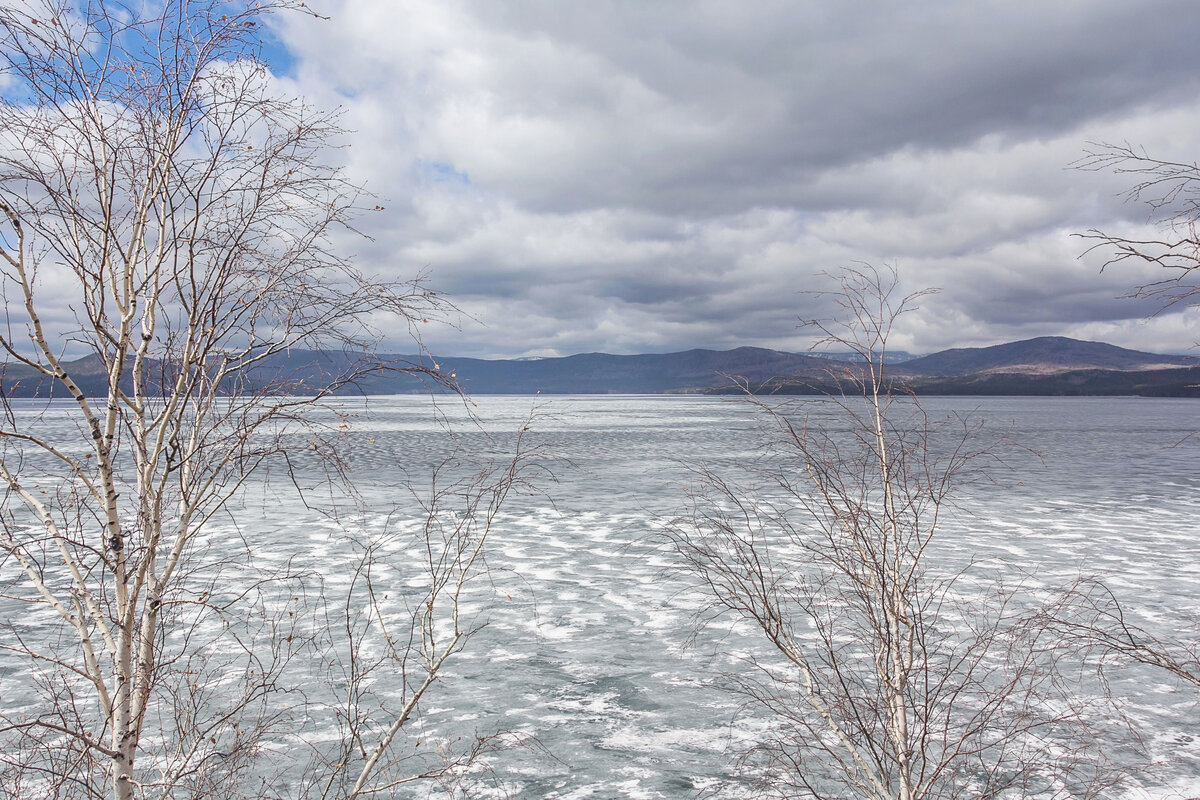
[271,0,1200,358]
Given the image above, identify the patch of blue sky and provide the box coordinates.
[416,160,473,189]
[0,6,299,101]
[257,25,297,78]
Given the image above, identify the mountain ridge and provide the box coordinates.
[899,336,1194,376]
[414,336,1196,394]
[2,336,1196,397]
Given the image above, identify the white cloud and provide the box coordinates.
[275,0,1200,357]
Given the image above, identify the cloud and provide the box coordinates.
[276,0,1200,357]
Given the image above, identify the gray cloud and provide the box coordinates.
[277,0,1200,357]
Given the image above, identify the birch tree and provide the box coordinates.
[1070,143,1200,698]
[0,2,520,797]
[299,431,549,800]
[670,266,1115,800]
[1077,142,1200,319]
[1041,578,1200,691]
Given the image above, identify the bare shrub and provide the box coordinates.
[668,266,1117,799]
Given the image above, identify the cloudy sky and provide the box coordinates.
[273,1,1200,358]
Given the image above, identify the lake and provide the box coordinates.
[2,394,1198,798]
[315,394,1200,799]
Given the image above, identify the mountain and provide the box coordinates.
[900,336,1195,376]
[889,365,1200,397]
[418,347,837,394]
[0,347,842,397]
[415,337,1199,395]
[398,338,1197,395]
[1,354,113,398]
[2,338,1196,397]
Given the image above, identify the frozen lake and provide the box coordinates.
[2,394,1199,798]
[314,394,1200,798]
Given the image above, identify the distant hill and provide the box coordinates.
[2,338,1196,397]
[1,354,114,398]
[900,336,1194,376]
[406,337,1199,396]
[397,338,1198,395]
[416,347,838,394]
[896,365,1200,397]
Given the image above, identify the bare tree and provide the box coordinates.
[300,426,551,800]
[1071,143,1200,718]
[1076,142,1200,318]
[0,2,530,798]
[669,266,1115,800]
[1041,578,1200,691]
